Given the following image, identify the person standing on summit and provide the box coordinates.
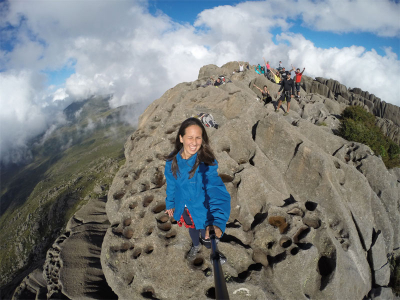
[263,57,270,72]
[280,66,294,81]
[263,57,271,78]
[164,118,231,261]
[278,61,282,71]
[292,66,305,98]
[276,72,295,116]
[238,61,244,72]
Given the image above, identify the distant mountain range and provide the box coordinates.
[0,95,136,295]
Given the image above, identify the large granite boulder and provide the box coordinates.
[101,63,399,299]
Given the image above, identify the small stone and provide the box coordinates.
[268,216,289,234]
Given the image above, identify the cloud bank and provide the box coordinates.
[0,0,399,164]
[0,70,47,164]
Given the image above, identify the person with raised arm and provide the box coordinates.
[263,57,271,78]
[279,66,295,81]
[238,61,244,72]
[292,65,306,98]
[253,83,272,105]
[269,69,281,84]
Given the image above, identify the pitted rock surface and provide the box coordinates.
[101,63,399,299]
[12,197,117,300]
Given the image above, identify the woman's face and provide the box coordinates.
[179,125,203,159]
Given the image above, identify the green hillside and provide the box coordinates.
[0,95,136,289]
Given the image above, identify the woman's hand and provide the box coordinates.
[165,208,174,217]
[205,225,222,239]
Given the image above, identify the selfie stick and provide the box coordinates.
[209,229,229,300]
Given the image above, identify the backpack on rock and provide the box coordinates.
[197,113,219,129]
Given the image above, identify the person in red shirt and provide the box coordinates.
[293,66,305,98]
[263,57,271,79]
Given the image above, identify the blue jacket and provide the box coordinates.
[164,152,231,233]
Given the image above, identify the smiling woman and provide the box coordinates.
[179,124,202,159]
[164,117,231,261]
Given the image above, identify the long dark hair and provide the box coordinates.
[165,117,216,179]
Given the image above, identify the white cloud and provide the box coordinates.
[84,119,96,133]
[74,107,83,119]
[198,0,400,37]
[281,33,400,103]
[60,138,73,151]
[0,0,399,164]
[0,70,71,164]
[38,116,67,146]
[0,70,47,163]
[298,0,400,37]
[52,88,69,102]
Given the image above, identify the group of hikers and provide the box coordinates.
[204,60,306,115]
[251,59,306,116]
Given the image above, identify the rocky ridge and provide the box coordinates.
[299,76,400,145]
[0,96,134,299]
[12,195,117,300]
[300,76,400,126]
[8,62,399,299]
[101,62,400,299]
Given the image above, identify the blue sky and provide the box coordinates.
[0,0,400,164]
[1,0,399,93]
[148,0,400,58]
[44,67,76,87]
[42,61,76,87]
[149,0,242,24]
[34,0,399,89]
[277,25,400,58]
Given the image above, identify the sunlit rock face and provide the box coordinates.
[5,60,400,300]
[26,62,393,300]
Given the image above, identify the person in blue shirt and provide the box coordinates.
[164,117,231,260]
